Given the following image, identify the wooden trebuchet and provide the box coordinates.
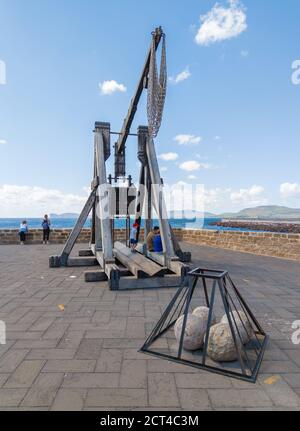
[49,27,191,290]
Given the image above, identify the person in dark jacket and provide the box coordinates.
[42,214,51,244]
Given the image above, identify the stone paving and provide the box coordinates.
[0,242,300,411]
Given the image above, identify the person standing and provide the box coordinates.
[130,222,139,252]
[42,214,51,244]
[19,220,28,245]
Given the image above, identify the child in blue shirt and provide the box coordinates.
[19,220,28,245]
[130,222,139,252]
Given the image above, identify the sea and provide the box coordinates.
[0,217,257,232]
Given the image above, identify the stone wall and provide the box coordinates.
[173,228,300,262]
[0,229,128,245]
[0,228,300,261]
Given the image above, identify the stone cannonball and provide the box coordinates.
[192,306,216,328]
[207,323,242,362]
[221,310,253,344]
[174,313,206,351]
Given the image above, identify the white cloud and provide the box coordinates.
[180,161,200,172]
[162,182,205,214]
[0,182,270,219]
[195,0,247,46]
[188,175,197,180]
[169,67,191,84]
[0,184,89,217]
[179,161,212,172]
[160,183,271,214]
[214,136,221,141]
[158,152,179,161]
[0,60,6,85]
[99,80,127,95]
[0,139,7,145]
[163,183,235,214]
[241,50,249,57]
[230,185,266,205]
[184,185,266,213]
[160,166,168,172]
[280,182,300,199]
[203,187,227,209]
[174,134,202,146]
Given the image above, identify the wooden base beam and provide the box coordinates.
[113,241,167,278]
[84,271,108,282]
[67,257,98,267]
[79,250,95,257]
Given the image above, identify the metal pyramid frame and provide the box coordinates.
[140,268,268,383]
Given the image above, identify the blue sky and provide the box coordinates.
[0,0,300,216]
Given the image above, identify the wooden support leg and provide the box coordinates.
[49,188,97,267]
[90,148,97,247]
[95,195,103,252]
[94,125,115,266]
[146,137,176,261]
[90,202,96,246]
[169,224,192,263]
[144,164,152,253]
[135,165,146,243]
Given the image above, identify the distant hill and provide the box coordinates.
[170,206,300,220]
[219,206,300,220]
[50,213,79,219]
[50,206,300,221]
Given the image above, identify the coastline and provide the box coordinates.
[2,216,300,234]
[210,219,300,233]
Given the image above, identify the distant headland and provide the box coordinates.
[174,205,300,221]
[50,206,300,221]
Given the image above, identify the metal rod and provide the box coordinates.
[221,279,255,373]
[201,269,210,307]
[225,277,264,351]
[218,279,248,376]
[140,349,258,383]
[178,277,197,358]
[143,284,186,347]
[202,280,217,366]
[164,285,190,331]
[110,132,138,136]
[222,277,260,358]
[227,274,266,336]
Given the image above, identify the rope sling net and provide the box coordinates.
[147,33,167,138]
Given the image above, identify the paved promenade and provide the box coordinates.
[0,243,300,411]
